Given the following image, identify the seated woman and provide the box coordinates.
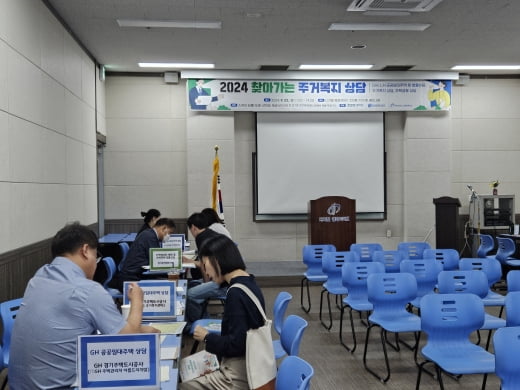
[137,208,161,234]
[180,235,266,390]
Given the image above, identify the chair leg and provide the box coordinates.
[363,324,391,383]
[340,306,360,353]
[319,289,334,330]
[300,277,312,313]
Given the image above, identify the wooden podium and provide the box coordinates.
[308,196,356,251]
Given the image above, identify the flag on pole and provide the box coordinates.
[211,146,225,223]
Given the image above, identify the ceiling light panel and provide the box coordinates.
[329,23,430,31]
[117,19,222,29]
[139,63,215,69]
[451,65,520,70]
[298,64,373,70]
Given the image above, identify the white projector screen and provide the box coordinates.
[255,112,385,220]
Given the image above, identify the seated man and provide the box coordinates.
[115,217,176,290]
[9,222,160,390]
[184,212,228,327]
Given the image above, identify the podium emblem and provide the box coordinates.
[327,203,341,216]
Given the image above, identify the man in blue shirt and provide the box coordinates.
[9,222,160,390]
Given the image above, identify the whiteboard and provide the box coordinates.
[255,112,385,219]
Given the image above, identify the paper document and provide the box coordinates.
[179,350,219,382]
[151,321,187,334]
[161,346,179,360]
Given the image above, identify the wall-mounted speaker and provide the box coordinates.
[164,71,179,84]
[99,64,105,82]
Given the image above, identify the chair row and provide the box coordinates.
[340,269,517,388]
[300,243,459,314]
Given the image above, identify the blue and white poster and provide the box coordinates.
[187,79,451,112]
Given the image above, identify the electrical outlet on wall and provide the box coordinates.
[386,229,392,238]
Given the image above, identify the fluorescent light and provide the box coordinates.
[298,64,373,70]
[138,63,215,69]
[451,65,520,70]
[117,19,222,29]
[329,23,430,31]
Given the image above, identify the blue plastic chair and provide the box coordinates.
[272,291,293,359]
[507,270,520,292]
[279,315,308,357]
[416,293,495,390]
[350,243,383,262]
[493,326,520,390]
[300,244,336,313]
[505,291,520,326]
[0,298,23,371]
[319,251,352,330]
[100,257,124,300]
[459,257,505,311]
[400,259,443,310]
[372,250,404,273]
[339,261,385,353]
[477,234,495,258]
[117,242,130,272]
[423,248,460,270]
[0,344,5,390]
[397,241,431,259]
[496,237,520,267]
[363,272,421,383]
[437,269,505,349]
[275,355,314,390]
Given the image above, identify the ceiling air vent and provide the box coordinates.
[347,0,443,13]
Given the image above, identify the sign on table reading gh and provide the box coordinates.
[123,281,176,319]
[77,333,159,389]
[149,248,181,271]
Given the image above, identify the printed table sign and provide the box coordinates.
[149,248,182,271]
[162,234,185,250]
[123,281,176,319]
[77,333,160,389]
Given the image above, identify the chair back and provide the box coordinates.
[273,291,292,336]
[496,237,517,264]
[280,315,308,357]
[459,257,502,287]
[507,270,520,292]
[117,242,130,272]
[397,241,431,259]
[342,262,385,305]
[494,326,520,390]
[420,293,485,343]
[101,257,117,289]
[505,291,520,326]
[302,244,336,277]
[400,259,443,300]
[321,251,355,292]
[367,272,418,319]
[275,355,314,390]
[372,250,403,273]
[437,270,489,298]
[423,248,460,270]
[350,243,383,262]
[477,234,495,258]
[0,298,23,366]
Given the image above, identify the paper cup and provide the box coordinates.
[121,304,130,320]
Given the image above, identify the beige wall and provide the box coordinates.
[0,0,100,253]
[105,76,520,262]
